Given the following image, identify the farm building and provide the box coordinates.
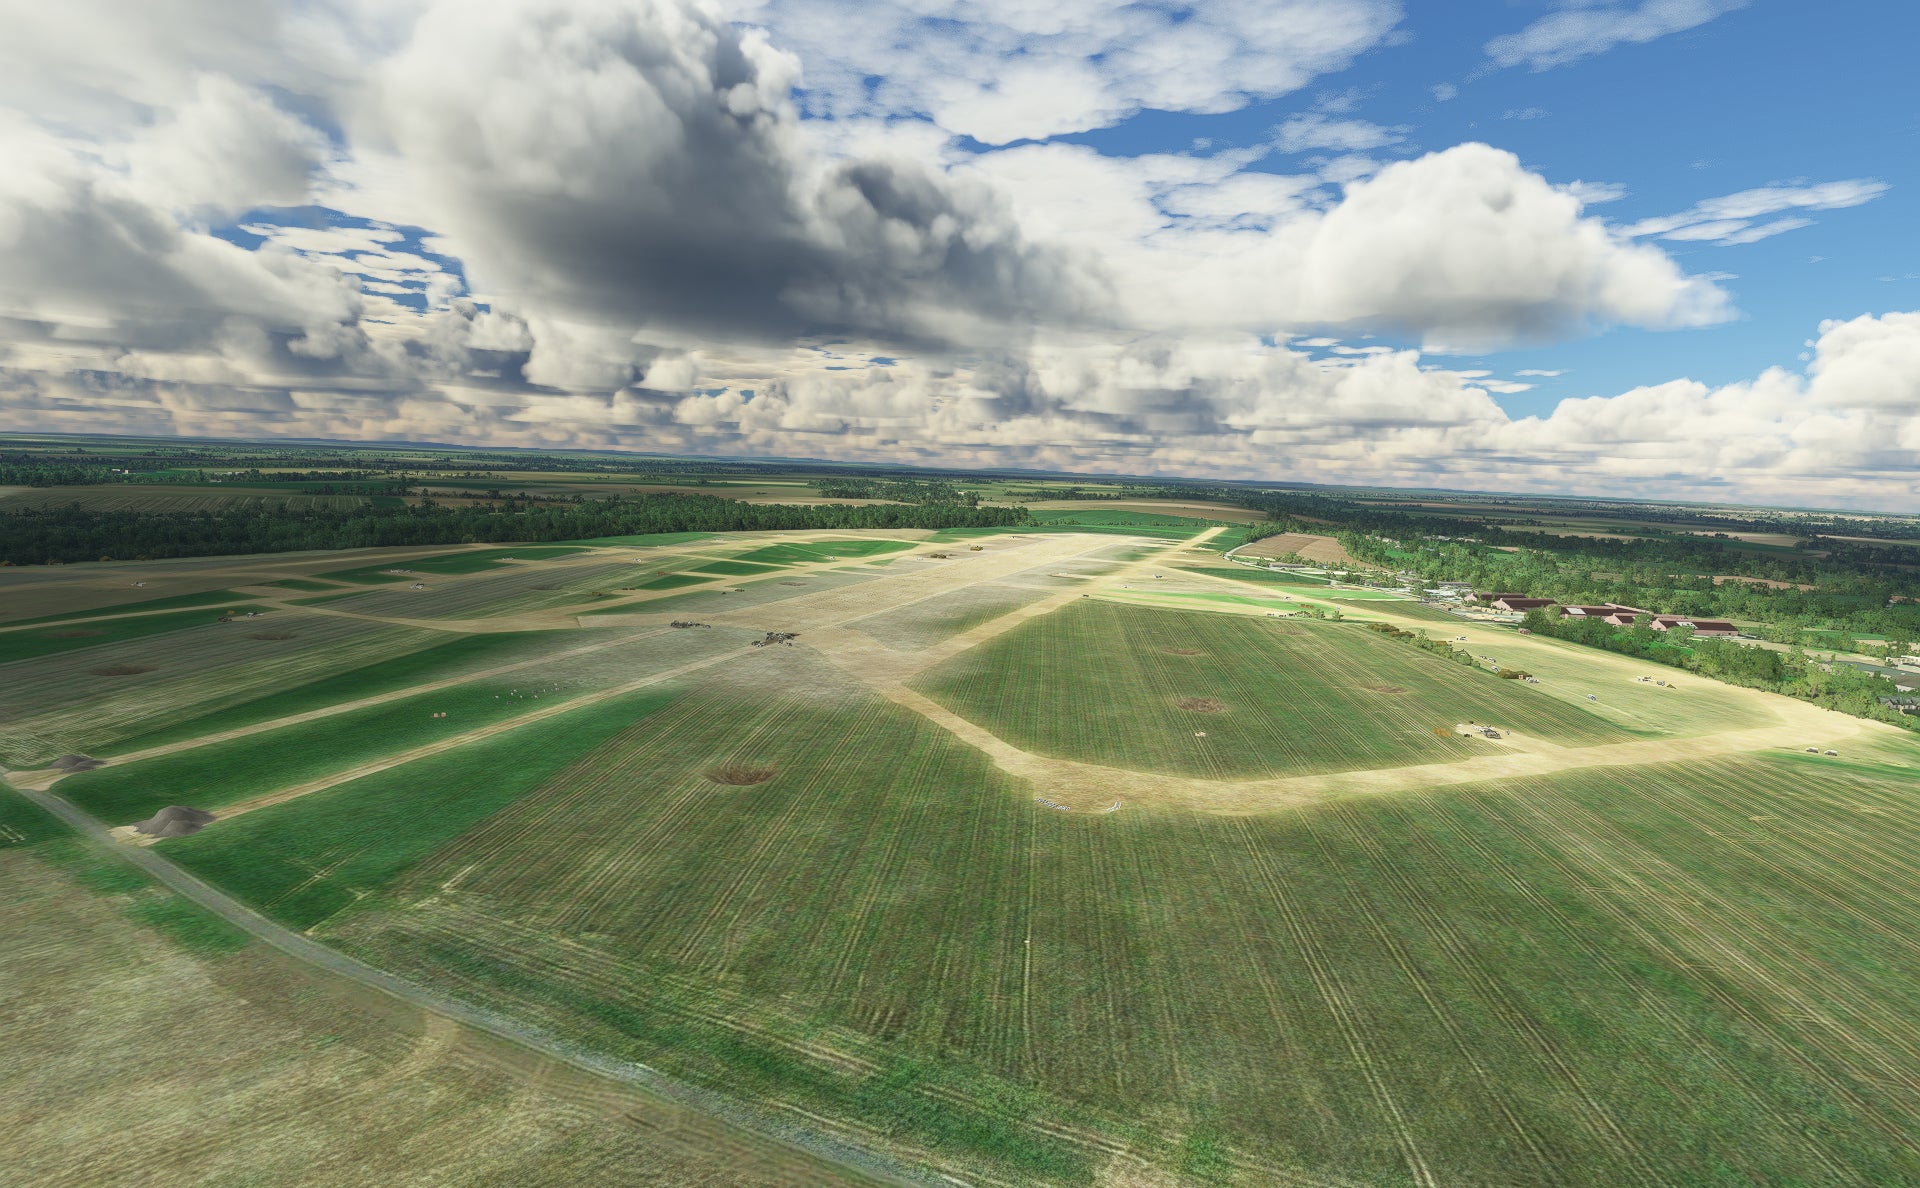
[1560,603,1650,626]
[1880,696,1920,714]
[1490,596,1557,613]
[1648,616,1739,637]
[1467,591,1526,604]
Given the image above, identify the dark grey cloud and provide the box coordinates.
[363,0,1108,352]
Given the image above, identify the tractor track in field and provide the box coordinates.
[0,771,927,1188]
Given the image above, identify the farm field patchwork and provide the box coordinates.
[735,539,917,563]
[98,631,576,753]
[0,588,262,626]
[847,580,1061,651]
[15,521,1920,1185]
[65,626,749,825]
[314,560,643,620]
[0,616,443,766]
[0,606,259,664]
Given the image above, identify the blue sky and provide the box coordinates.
[1043,0,1916,414]
[3,0,1919,507]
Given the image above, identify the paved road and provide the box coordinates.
[4,775,932,1188]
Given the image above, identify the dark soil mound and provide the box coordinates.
[51,754,103,772]
[706,764,778,786]
[91,664,155,677]
[133,806,216,838]
[1175,697,1226,713]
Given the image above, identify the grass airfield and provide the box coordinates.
[8,521,1920,1184]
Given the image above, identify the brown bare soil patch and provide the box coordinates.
[42,629,104,639]
[1360,683,1409,694]
[248,632,295,640]
[90,664,155,676]
[1164,648,1205,656]
[705,763,778,786]
[1174,697,1226,713]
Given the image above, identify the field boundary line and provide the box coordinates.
[9,628,692,790]
[191,646,750,826]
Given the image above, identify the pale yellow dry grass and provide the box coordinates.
[0,850,867,1187]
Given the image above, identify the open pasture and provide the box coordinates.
[0,605,254,665]
[628,565,888,617]
[0,615,440,766]
[315,559,641,621]
[100,631,585,752]
[64,626,748,825]
[156,685,690,931]
[24,519,1920,1185]
[265,667,1920,1185]
[691,558,787,576]
[0,794,863,1188]
[916,600,1636,780]
[734,539,916,564]
[1183,564,1332,586]
[847,580,1063,651]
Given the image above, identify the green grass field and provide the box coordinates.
[317,545,589,583]
[1184,565,1332,586]
[636,572,715,589]
[735,539,916,564]
[24,520,1920,1185]
[159,686,686,930]
[917,600,1635,779]
[1,588,260,627]
[100,632,561,752]
[270,666,1920,1184]
[0,607,257,664]
[691,559,786,575]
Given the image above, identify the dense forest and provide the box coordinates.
[0,495,1025,565]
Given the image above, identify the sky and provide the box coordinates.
[1,0,1917,508]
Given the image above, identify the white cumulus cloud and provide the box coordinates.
[1486,0,1749,72]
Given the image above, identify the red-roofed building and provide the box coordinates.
[1560,603,1650,626]
[1491,596,1557,613]
[1649,616,1739,637]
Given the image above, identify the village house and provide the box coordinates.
[1648,616,1740,638]
[1559,603,1649,626]
[1490,596,1557,613]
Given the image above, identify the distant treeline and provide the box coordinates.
[0,494,1027,565]
[810,477,979,505]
